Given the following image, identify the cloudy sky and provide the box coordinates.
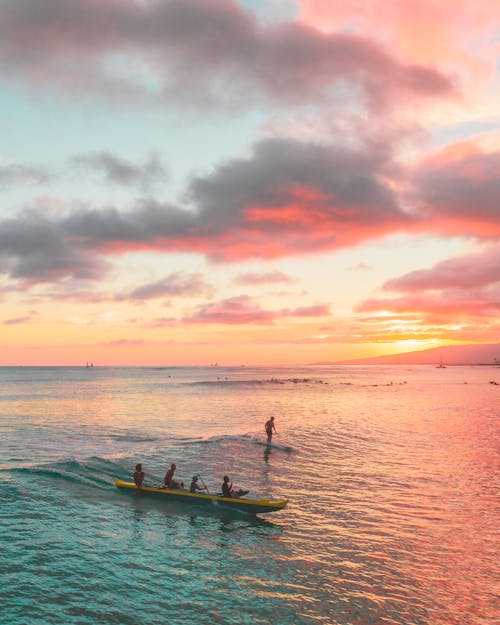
[0,0,499,365]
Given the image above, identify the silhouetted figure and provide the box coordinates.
[265,417,277,442]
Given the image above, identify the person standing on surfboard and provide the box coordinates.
[265,417,277,443]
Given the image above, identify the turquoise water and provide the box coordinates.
[1,365,498,624]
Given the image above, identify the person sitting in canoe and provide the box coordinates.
[221,475,248,498]
[133,463,145,492]
[162,463,184,489]
[189,475,206,493]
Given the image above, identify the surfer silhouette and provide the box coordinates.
[265,417,277,443]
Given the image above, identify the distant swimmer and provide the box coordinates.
[162,463,184,489]
[221,475,248,498]
[133,463,145,492]
[265,416,277,443]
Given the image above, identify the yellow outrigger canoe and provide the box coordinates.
[115,478,288,515]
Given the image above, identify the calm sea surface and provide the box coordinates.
[1,365,498,625]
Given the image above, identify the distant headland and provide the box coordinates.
[316,343,500,366]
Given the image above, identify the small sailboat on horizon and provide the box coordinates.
[436,353,446,368]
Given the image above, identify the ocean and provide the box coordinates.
[1,365,498,625]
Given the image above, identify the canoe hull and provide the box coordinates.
[114,479,287,514]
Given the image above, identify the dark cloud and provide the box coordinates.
[0,137,410,283]
[0,210,110,283]
[2,137,498,288]
[411,149,500,238]
[185,137,410,259]
[72,151,167,187]
[0,0,454,109]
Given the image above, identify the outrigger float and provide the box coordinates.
[114,478,288,515]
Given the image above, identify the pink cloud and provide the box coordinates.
[234,271,294,286]
[357,244,500,340]
[383,245,500,291]
[185,295,330,325]
[298,0,498,83]
[186,295,277,325]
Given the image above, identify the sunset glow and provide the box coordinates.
[0,0,498,365]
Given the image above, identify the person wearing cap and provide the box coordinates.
[133,463,145,491]
[162,463,184,489]
[189,475,205,493]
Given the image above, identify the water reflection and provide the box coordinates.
[263,444,272,463]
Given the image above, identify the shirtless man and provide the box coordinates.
[265,417,277,443]
[133,463,145,492]
[162,463,184,489]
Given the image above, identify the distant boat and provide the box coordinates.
[436,354,446,368]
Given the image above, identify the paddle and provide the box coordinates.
[196,473,210,493]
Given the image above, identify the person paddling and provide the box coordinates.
[221,475,248,498]
[133,463,145,493]
[189,475,206,493]
[265,416,277,443]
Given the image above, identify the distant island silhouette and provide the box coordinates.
[316,343,500,366]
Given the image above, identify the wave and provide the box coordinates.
[11,456,127,489]
[94,433,158,443]
[181,432,295,452]
[184,377,327,387]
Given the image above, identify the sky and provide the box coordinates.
[0,0,499,366]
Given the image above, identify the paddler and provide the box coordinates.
[221,475,248,498]
[189,475,205,493]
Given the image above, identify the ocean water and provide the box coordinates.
[1,365,498,625]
